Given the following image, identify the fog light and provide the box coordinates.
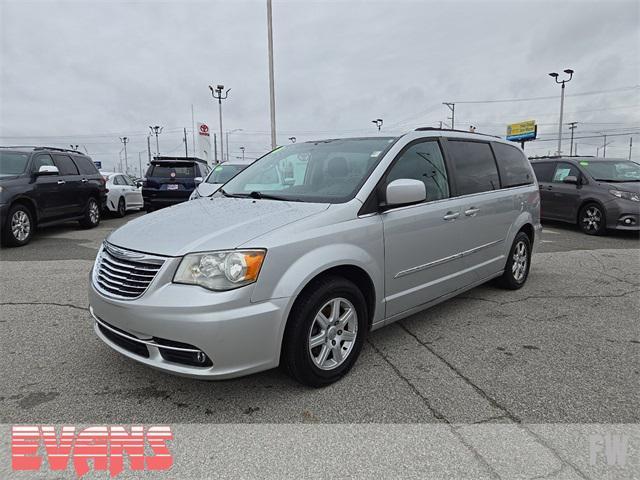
[625,218,632,224]
[196,351,207,364]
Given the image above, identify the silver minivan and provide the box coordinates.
[89,129,541,386]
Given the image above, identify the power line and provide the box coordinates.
[451,85,639,104]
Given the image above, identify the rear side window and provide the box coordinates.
[73,156,99,175]
[492,143,534,187]
[148,163,195,178]
[52,154,79,175]
[531,162,556,182]
[447,140,500,195]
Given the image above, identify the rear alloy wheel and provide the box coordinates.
[497,231,532,290]
[116,197,126,217]
[282,276,367,387]
[79,197,101,228]
[2,204,34,247]
[579,203,606,235]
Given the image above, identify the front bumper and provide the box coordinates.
[604,198,640,231]
[88,279,289,380]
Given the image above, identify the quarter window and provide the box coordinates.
[386,140,449,202]
[73,156,99,175]
[552,162,581,183]
[447,140,500,195]
[492,143,534,187]
[52,154,79,175]
[531,162,555,183]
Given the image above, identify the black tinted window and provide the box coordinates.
[73,156,99,175]
[148,163,195,178]
[447,140,499,195]
[386,140,449,202]
[492,143,534,187]
[531,162,556,182]
[31,154,56,173]
[52,154,79,175]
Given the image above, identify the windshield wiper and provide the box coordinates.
[220,189,299,201]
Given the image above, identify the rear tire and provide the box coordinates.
[79,197,100,229]
[116,197,126,218]
[497,231,531,290]
[1,204,34,247]
[578,203,606,235]
[282,276,367,387]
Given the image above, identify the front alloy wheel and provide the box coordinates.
[1,204,34,247]
[308,298,358,370]
[579,204,605,235]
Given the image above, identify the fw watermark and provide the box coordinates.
[589,432,628,467]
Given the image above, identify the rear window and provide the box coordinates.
[531,162,556,183]
[492,143,534,188]
[148,163,196,178]
[73,155,99,175]
[447,140,500,195]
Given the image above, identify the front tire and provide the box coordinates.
[79,197,101,228]
[579,203,606,235]
[282,276,367,387]
[2,204,34,247]
[497,231,531,290]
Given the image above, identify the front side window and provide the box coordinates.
[53,154,79,175]
[579,160,640,182]
[31,154,55,174]
[492,142,534,187]
[386,140,449,202]
[0,151,31,177]
[113,175,125,185]
[447,140,500,195]
[552,162,580,183]
[222,138,396,203]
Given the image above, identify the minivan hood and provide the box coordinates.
[107,197,329,256]
[600,181,640,193]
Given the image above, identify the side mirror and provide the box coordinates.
[36,165,59,175]
[563,175,578,185]
[385,179,426,207]
[194,176,203,185]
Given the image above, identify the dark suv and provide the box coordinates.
[530,156,640,235]
[0,146,106,247]
[142,156,210,212]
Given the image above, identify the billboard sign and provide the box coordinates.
[506,120,537,142]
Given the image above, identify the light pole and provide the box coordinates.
[240,146,245,162]
[442,103,455,129]
[119,137,129,174]
[548,68,574,155]
[567,122,577,156]
[266,0,277,149]
[288,136,296,143]
[372,118,383,131]
[226,128,243,162]
[209,84,230,163]
[597,139,613,157]
[149,126,163,158]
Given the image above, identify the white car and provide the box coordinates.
[101,172,144,217]
[189,162,251,200]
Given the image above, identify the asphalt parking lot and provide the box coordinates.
[1,212,639,477]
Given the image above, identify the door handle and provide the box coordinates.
[464,207,480,216]
[81,178,88,183]
[443,211,460,221]
[57,180,66,185]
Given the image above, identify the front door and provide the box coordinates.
[31,154,66,220]
[547,162,583,221]
[382,139,477,318]
[52,154,83,215]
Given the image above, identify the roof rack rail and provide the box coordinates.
[414,127,501,139]
[528,154,596,160]
[0,145,85,154]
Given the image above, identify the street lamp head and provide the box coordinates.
[216,84,224,91]
[208,85,214,92]
[564,69,574,75]
[548,72,559,78]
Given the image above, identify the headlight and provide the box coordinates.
[173,249,266,291]
[610,189,640,202]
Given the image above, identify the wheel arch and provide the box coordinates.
[9,197,39,224]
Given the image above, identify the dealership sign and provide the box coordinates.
[198,123,210,136]
[11,425,173,477]
[506,120,537,142]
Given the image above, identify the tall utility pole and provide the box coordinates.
[226,129,243,162]
[603,135,608,158]
[149,126,163,158]
[267,0,277,149]
[147,135,152,165]
[209,84,230,162]
[138,151,143,177]
[443,102,455,130]
[240,146,245,162]
[372,118,383,131]
[629,137,633,160]
[119,137,129,174]
[567,122,578,156]
[213,133,218,164]
[183,128,189,157]
[548,68,574,155]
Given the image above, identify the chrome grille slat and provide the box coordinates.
[93,243,165,300]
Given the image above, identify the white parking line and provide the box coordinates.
[542,229,561,235]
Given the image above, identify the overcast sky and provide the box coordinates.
[1,0,638,173]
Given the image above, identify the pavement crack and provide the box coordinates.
[0,301,88,312]
[459,289,640,306]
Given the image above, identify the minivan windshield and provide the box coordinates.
[0,151,30,177]
[221,137,397,203]
[580,160,640,182]
[206,163,247,184]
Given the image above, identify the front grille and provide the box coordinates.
[97,322,149,358]
[94,244,164,300]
